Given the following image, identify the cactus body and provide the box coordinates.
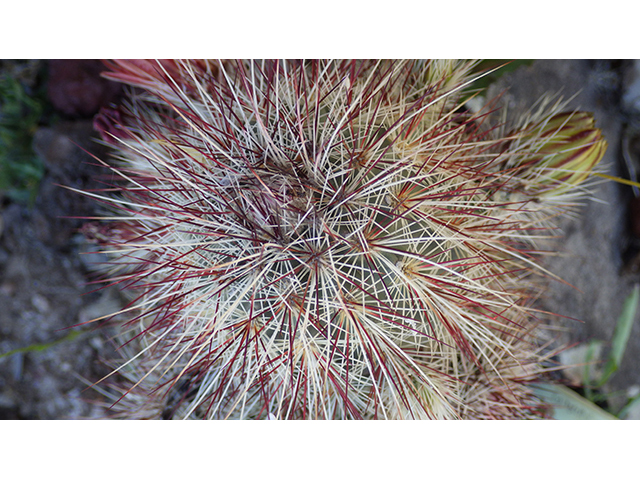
[87,60,606,419]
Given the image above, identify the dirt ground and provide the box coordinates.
[1,59,639,419]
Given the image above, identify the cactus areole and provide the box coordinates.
[83,60,606,419]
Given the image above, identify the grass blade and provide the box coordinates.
[530,383,618,420]
[597,284,639,386]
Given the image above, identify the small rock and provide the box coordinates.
[31,293,50,313]
[47,60,122,118]
[558,341,604,386]
[32,127,77,173]
[89,336,104,351]
[622,60,640,116]
[0,281,16,297]
[9,353,23,382]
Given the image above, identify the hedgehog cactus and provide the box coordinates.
[84,60,607,419]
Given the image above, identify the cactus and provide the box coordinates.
[82,60,606,419]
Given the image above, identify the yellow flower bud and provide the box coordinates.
[512,111,607,197]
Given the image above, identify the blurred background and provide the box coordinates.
[1,59,639,419]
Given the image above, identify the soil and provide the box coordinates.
[0,120,121,419]
[0,60,123,419]
[0,59,638,419]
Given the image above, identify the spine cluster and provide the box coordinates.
[85,60,606,419]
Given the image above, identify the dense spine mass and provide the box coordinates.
[85,60,606,419]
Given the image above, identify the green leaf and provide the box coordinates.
[531,383,618,420]
[618,391,640,419]
[597,284,639,386]
[0,70,48,206]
